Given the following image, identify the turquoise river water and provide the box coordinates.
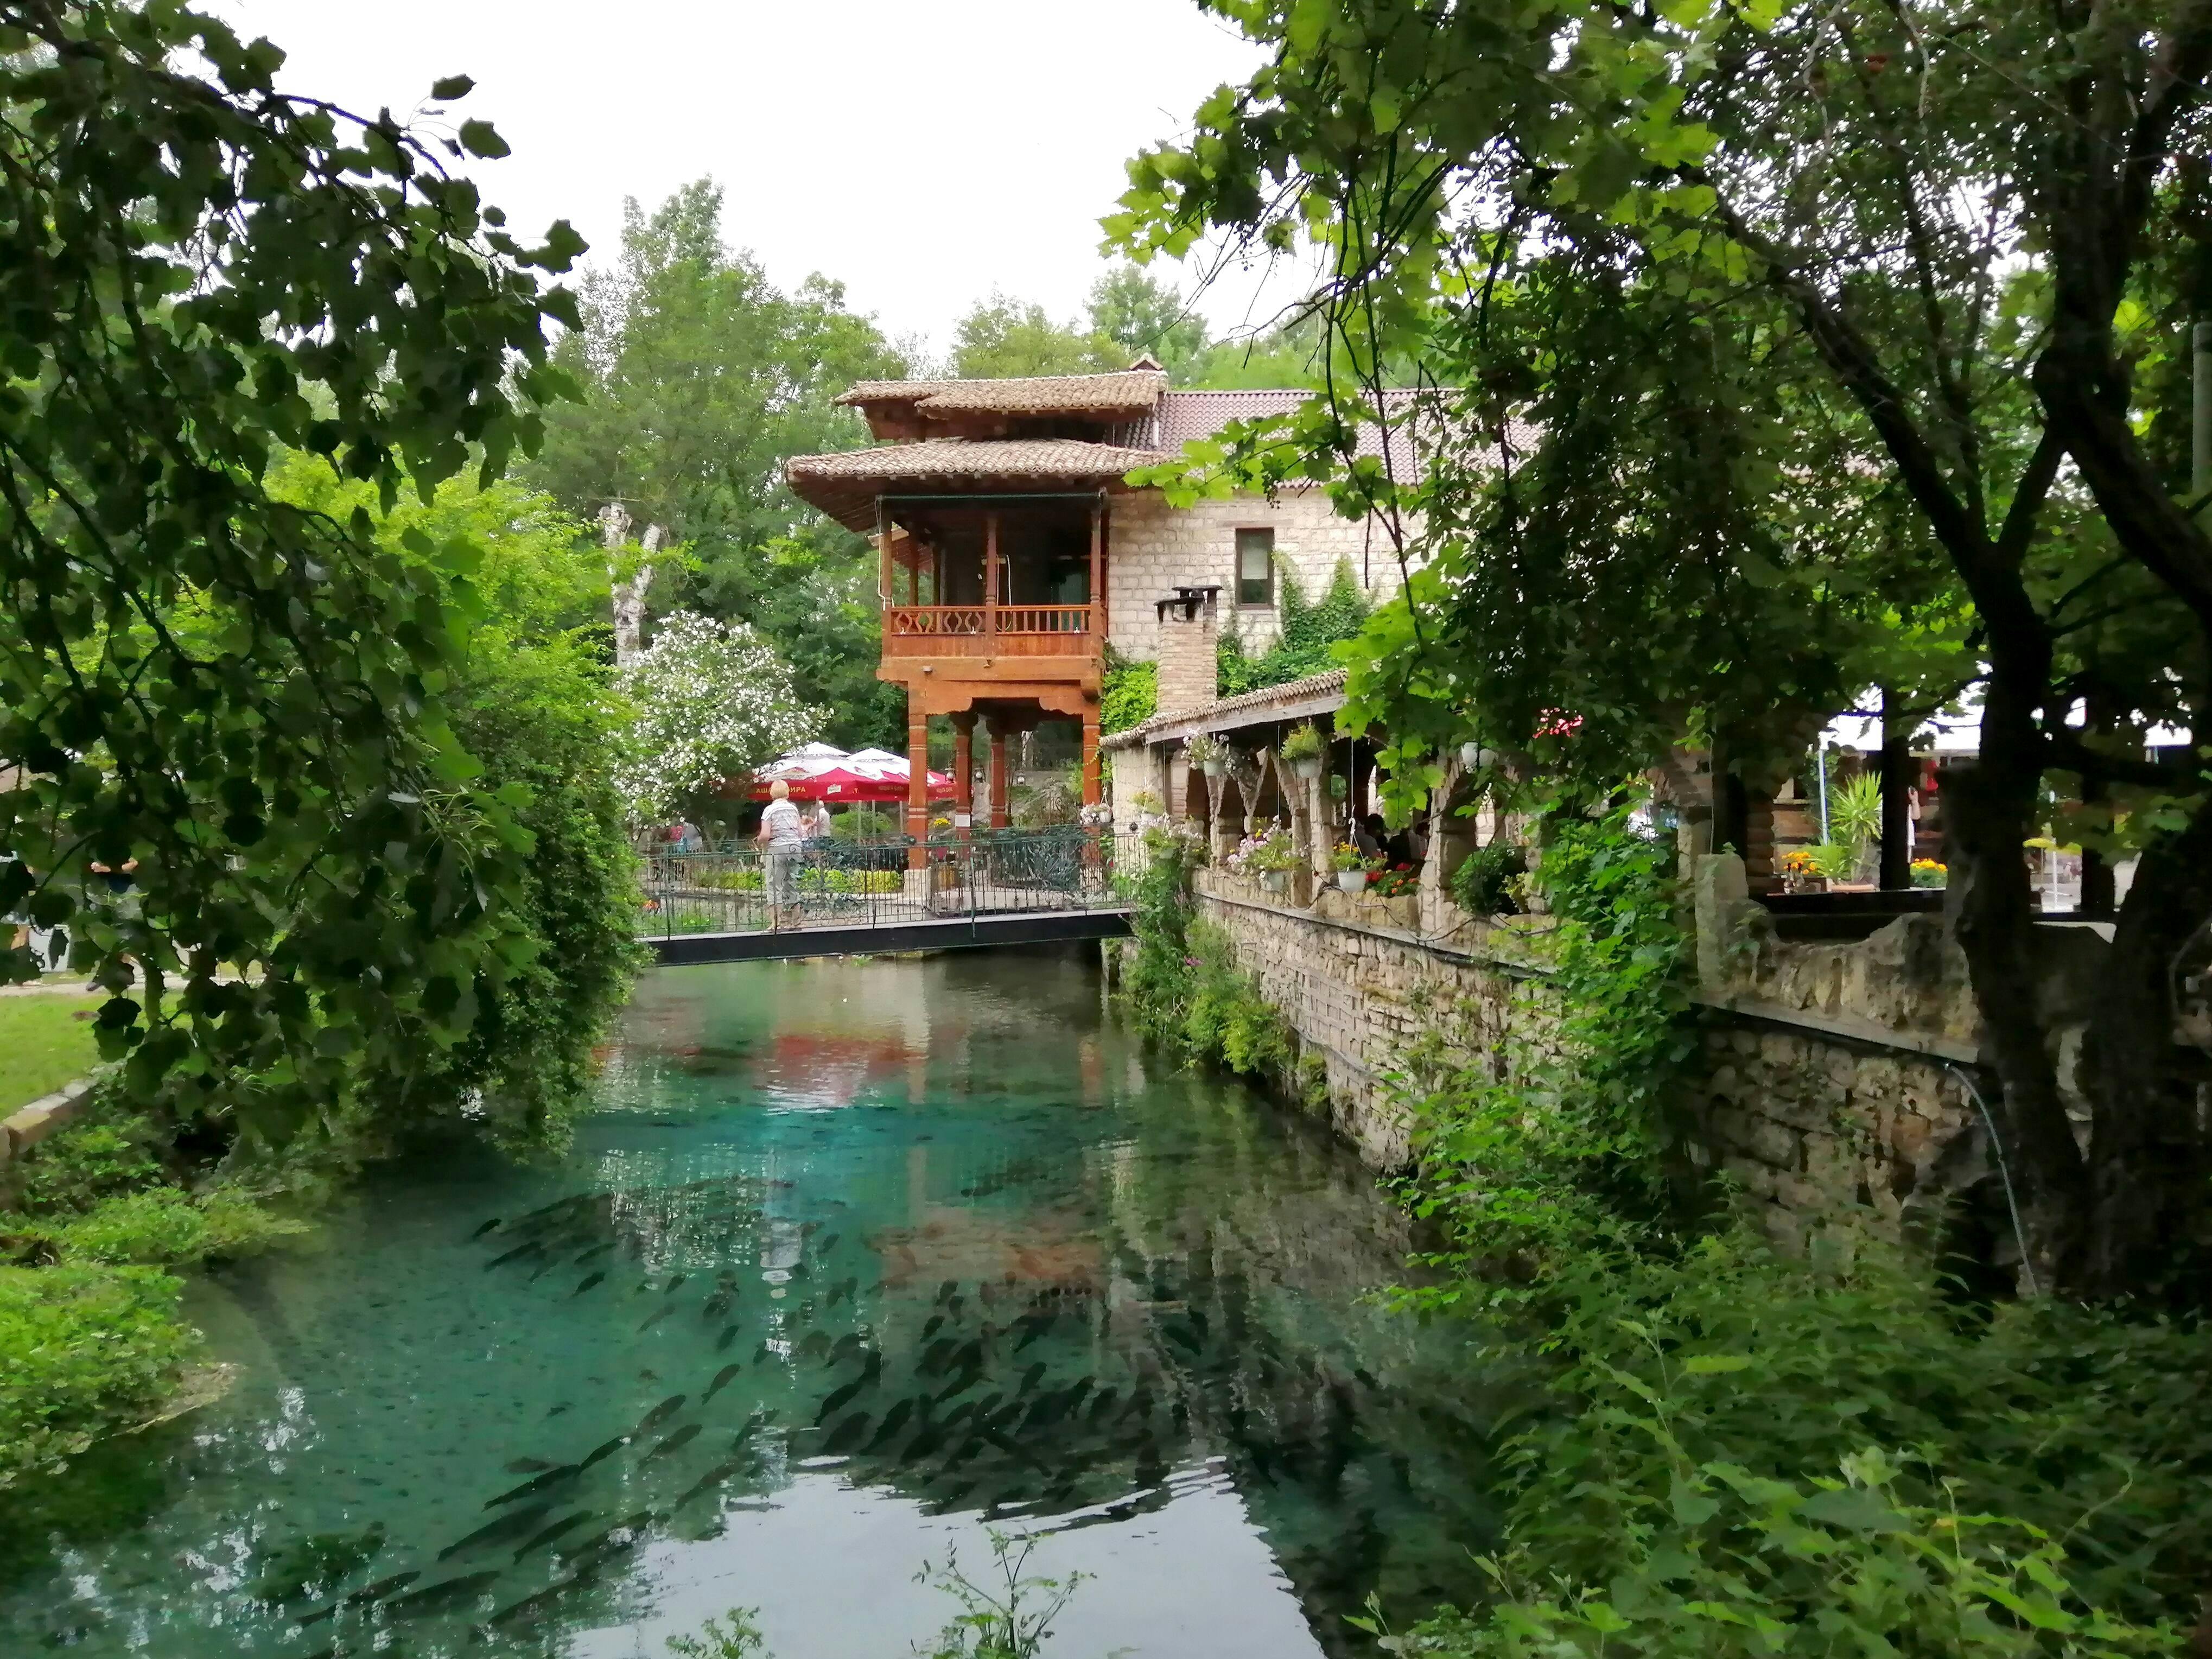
[2,949,1505,1658]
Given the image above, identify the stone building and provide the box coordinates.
[783,362,1414,863]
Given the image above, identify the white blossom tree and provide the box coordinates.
[614,610,820,822]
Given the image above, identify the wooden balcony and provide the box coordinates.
[882,604,1098,661]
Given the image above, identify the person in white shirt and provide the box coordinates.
[757,780,805,929]
[805,799,834,842]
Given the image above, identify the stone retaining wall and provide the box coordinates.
[0,1077,97,1205]
[1179,856,2026,1256]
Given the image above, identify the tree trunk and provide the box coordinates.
[1943,673,2089,1292]
[2081,800,2212,1300]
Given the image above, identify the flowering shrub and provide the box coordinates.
[1368,862,1419,898]
[1911,858,1948,888]
[1330,840,1368,872]
[1226,824,1300,874]
[613,611,820,822]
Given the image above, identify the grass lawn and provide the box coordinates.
[0,994,104,1113]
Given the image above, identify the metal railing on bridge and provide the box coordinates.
[637,827,1151,943]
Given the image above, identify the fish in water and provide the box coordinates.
[643,1422,702,1461]
[663,1274,688,1296]
[818,1232,842,1255]
[827,1332,865,1366]
[866,1397,917,1452]
[341,1569,420,1606]
[917,1337,958,1376]
[1061,1377,1095,1415]
[380,1569,503,1618]
[701,1289,735,1321]
[635,1394,688,1436]
[1018,1362,1047,1395]
[485,1240,545,1270]
[513,1510,593,1562]
[574,1241,613,1265]
[637,1304,676,1333]
[546,1402,573,1418]
[935,1279,959,1304]
[822,1411,872,1455]
[576,1437,624,1473]
[934,1368,982,1406]
[703,1363,742,1403]
[902,1420,949,1463]
[798,1330,832,1361]
[571,1272,606,1297]
[716,1324,741,1353]
[1122,1386,1154,1422]
[920,1313,946,1344]
[486,1574,584,1629]
[1012,1312,1056,1353]
[753,1342,774,1365]
[484,1465,582,1509]
[565,1509,656,1562]
[469,1218,503,1240]
[815,1361,876,1422]
[673,1458,747,1510]
[1086,1387,1119,1422]
[505,1457,557,1475]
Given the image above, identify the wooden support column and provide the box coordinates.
[905,707,930,869]
[951,714,976,835]
[983,511,1000,643]
[1088,501,1104,647]
[1081,708,1102,806]
[878,518,894,603]
[988,724,1012,831]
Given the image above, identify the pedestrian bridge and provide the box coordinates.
[640,829,1144,965]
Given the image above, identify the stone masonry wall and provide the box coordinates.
[1108,488,1400,663]
[1181,853,2025,1258]
[1187,867,1563,1172]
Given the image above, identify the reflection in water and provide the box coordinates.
[1,949,1503,1658]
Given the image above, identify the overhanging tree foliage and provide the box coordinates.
[0,1,582,1149]
[1111,0,2212,1297]
[526,181,908,750]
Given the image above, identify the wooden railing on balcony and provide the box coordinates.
[882,605,1097,659]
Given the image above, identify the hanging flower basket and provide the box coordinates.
[1336,868,1369,894]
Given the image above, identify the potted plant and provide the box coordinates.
[1249,826,1300,893]
[1279,722,1325,781]
[1187,732,1228,778]
[1910,857,1947,888]
[1331,841,1369,893]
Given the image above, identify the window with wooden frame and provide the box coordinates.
[1235,527,1275,607]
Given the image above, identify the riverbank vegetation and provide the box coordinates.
[0,2,648,1480]
[1119,803,2212,1650]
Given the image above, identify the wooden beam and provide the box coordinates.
[906,708,930,869]
[1088,501,1103,649]
[983,510,1000,645]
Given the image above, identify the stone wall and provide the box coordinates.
[1174,851,2048,1259]
[1108,488,1399,662]
[1185,867,1562,1172]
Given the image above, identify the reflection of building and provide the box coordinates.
[786,365,1412,866]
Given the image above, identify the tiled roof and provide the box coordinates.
[1102,668,1350,749]
[785,438,1169,532]
[838,371,1167,418]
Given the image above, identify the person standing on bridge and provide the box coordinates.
[758,779,805,931]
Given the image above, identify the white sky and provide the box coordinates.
[214,0,1308,361]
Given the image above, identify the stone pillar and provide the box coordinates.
[1080,708,1102,806]
[988,726,1012,831]
[1154,590,1218,716]
[906,707,930,870]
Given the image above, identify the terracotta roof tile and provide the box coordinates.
[838,371,1167,418]
[786,438,1169,531]
[1102,668,1350,749]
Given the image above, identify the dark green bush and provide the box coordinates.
[1448,839,1526,915]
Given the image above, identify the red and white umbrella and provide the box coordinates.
[743,743,951,803]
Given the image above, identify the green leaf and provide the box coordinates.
[457,119,510,159]
[429,74,474,101]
